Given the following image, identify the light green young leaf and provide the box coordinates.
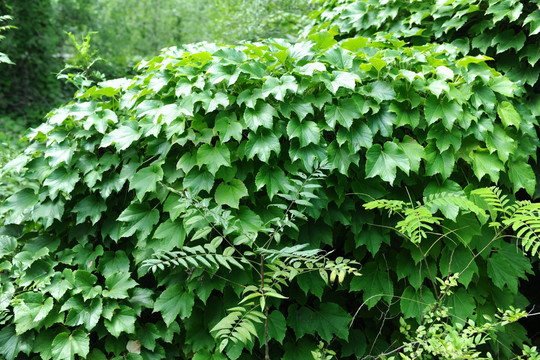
[497,101,521,129]
[100,124,141,151]
[471,150,505,182]
[51,330,90,360]
[262,75,298,101]
[215,179,248,209]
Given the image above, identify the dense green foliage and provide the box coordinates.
[1,0,540,359]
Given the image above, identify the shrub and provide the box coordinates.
[1,8,539,360]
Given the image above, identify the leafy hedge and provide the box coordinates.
[1,4,540,360]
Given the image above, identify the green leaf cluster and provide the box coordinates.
[0,2,539,358]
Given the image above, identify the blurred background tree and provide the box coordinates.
[0,0,312,125]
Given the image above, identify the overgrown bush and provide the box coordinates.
[1,1,540,359]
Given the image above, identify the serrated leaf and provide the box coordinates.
[154,284,195,326]
[197,143,231,175]
[489,77,517,97]
[63,297,103,331]
[267,311,287,344]
[117,203,160,239]
[325,98,361,129]
[154,219,186,250]
[286,118,320,147]
[350,262,393,308]
[425,144,455,180]
[72,195,107,225]
[183,168,215,195]
[43,167,80,200]
[425,96,462,129]
[367,81,396,102]
[51,330,90,360]
[400,286,436,320]
[471,150,504,182]
[100,124,141,151]
[497,101,521,129]
[13,292,53,334]
[397,136,425,173]
[244,102,276,131]
[444,288,476,324]
[245,130,280,162]
[103,272,137,299]
[214,112,243,142]
[487,242,532,294]
[365,142,409,184]
[104,305,136,337]
[0,325,33,360]
[129,164,164,202]
[262,76,298,101]
[73,270,102,300]
[255,165,288,200]
[323,47,353,69]
[215,179,248,209]
[98,251,130,278]
[508,161,536,196]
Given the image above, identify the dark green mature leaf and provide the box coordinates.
[154,284,195,326]
[245,130,280,162]
[13,292,54,334]
[508,161,536,195]
[215,179,248,208]
[424,96,462,129]
[287,303,351,342]
[0,325,33,360]
[400,286,436,320]
[43,167,79,200]
[117,203,160,240]
[325,98,360,129]
[184,168,215,195]
[487,242,532,293]
[445,288,476,324]
[471,150,504,182]
[62,297,103,331]
[365,142,409,184]
[51,330,90,360]
[350,262,393,308]
[153,219,186,250]
[72,195,107,225]
[255,165,288,200]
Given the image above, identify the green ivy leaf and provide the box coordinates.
[72,195,107,225]
[215,179,248,209]
[13,292,54,334]
[184,168,215,195]
[325,98,361,129]
[365,142,409,184]
[129,164,164,202]
[104,305,136,337]
[262,75,298,101]
[397,136,425,173]
[323,47,353,69]
[497,101,521,129]
[444,288,476,324]
[508,161,536,196]
[286,118,320,147]
[400,286,436,320]
[471,150,504,182]
[73,270,102,300]
[117,203,160,240]
[0,325,33,360]
[350,262,393,308]
[100,124,141,151]
[214,113,243,142]
[424,96,462,129]
[244,102,276,131]
[487,242,532,293]
[154,284,195,326]
[425,144,455,180]
[197,143,231,175]
[255,165,288,200]
[43,167,80,200]
[367,81,396,102]
[51,330,90,360]
[62,297,103,331]
[102,272,138,299]
[153,219,187,250]
[245,130,280,162]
